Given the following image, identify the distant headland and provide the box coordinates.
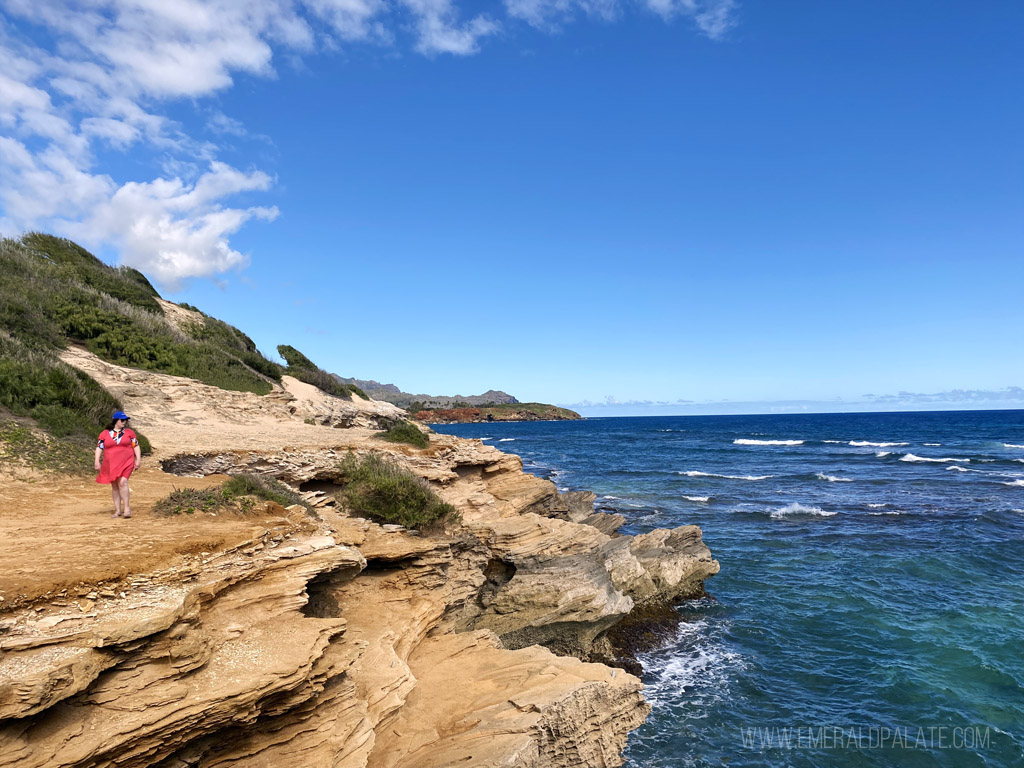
[334,376,581,423]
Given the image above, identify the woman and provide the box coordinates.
[95,410,142,519]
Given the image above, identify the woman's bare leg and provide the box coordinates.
[111,483,123,517]
[118,477,131,518]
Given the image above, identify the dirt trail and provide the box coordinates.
[0,468,295,609]
[0,347,412,611]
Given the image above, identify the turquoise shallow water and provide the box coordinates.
[433,411,1024,767]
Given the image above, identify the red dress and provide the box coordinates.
[96,428,139,484]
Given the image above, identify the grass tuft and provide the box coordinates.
[152,474,311,516]
[376,419,429,449]
[336,452,459,532]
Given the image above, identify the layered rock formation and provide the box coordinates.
[0,349,719,767]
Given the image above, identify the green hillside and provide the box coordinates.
[0,233,353,469]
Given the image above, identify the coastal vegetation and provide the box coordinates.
[335,452,458,531]
[376,419,430,448]
[153,474,310,516]
[278,344,367,400]
[0,234,285,464]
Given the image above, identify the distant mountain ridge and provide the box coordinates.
[334,377,519,409]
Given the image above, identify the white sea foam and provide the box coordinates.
[849,440,909,447]
[734,439,804,446]
[498,438,516,442]
[601,495,620,500]
[638,617,745,708]
[1002,479,1024,487]
[684,495,711,503]
[1005,443,1024,449]
[867,503,888,508]
[924,443,942,446]
[876,451,893,458]
[868,510,904,516]
[770,503,836,519]
[679,471,773,481]
[900,453,969,464]
[945,465,972,472]
[823,440,844,444]
[816,472,852,483]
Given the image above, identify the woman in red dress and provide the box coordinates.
[95,410,142,519]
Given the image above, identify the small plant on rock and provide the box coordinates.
[376,419,429,449]
[153,474,310,516]
[336,452,459,532]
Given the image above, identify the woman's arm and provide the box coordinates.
[94,445,103,472]
[134,443,142,469]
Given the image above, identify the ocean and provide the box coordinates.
[432,410,1024,767]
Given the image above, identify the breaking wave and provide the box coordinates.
[816,472,852,483]
[684,495,711,503]
[850,440,909,447]
[498,438,516,442]
[1005,443,1024,449]
[734,439,804,446]
[680,471,773,481]
[770,503,836,519]
[900,453,970,464]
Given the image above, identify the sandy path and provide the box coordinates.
[0,468,291,609]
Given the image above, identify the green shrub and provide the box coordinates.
[336,453,459,532]
[0,331,119,434]
[153,474,310,516]
[377,419,429,448]
[0,419,93,474]
[277,344,367,399]
[220,474,309,509]
[152,487,222,516]
[0,235,280,396]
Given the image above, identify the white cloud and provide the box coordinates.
[0,0,739,283]
[506,0,736,38]
[66,163,279,287]
[401,0,500,55]
[505,0,617,28]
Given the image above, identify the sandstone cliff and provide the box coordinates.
[0,349,718,768]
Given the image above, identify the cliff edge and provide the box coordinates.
[0,349,718,768]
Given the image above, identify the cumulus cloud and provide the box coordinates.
[0,0,738,283]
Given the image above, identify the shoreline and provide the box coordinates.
[0,349,719,768]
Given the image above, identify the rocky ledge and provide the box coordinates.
[0,351,718,768]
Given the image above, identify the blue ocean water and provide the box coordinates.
[432,411,1024,767]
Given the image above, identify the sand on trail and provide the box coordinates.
[0,468,290,608]
[0,348,410,610]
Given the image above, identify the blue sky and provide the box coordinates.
[2,1,1022,416]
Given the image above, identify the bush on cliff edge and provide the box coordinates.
[376,419,430,449]
[336,452,458,532]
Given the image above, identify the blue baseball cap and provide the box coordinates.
[112,410,130,421]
